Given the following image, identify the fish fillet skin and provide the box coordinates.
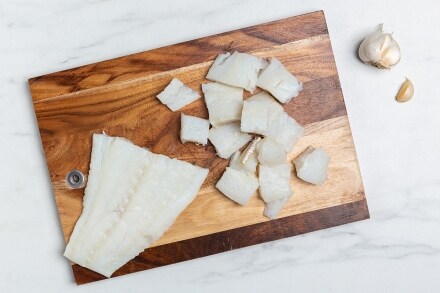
[201,82,243,127]
[64,134,209,277]
[206,52,264,92]
[180,113,210,145]
[256,57,303,104]
[156,78,201,111]
[208,122,252,159]
[258,163,292,202]
[263,197,291,219]
[216,167,259,206]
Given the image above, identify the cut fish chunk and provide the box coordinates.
[64,134,208,278]
[206,51,264,92]
[256,57,303,104]
[157,78,200,111]
[293,147,330,185]
[258,163,292,202]
[201,82,243,127]
[180,113,210,145]
[257,137,286,166]
[241,92,303,152]
[229,137,260,174]
[241,92,283,135]
[263,197,290,219]
[216,167,259,206]
[266,111,304,153]
[208,122,252,159]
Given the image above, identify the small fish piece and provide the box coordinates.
[241,92,303,152]
[157,78,200,111]
[257,137,286,166]
[241,91,284,135]
[216,167,259,206]
[258,163,292,202]
[201,82,243,126]
[229,137,260,174]
[208,122,252,159]
[266,111,304,153]
[64,134,209,277]
[263,196,290,219]
[256,57,303,104]
[180,113,210,145]
[293,147,330,185]
[206,51,265,92]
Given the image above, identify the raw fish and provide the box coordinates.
[206,52,264,92]
[216,167,259,206]
[201,82,243,126]
[263,197,290,219]
[258,163,292,202]
[257,137,286,166]
[208,122,252,159]
[180,113,210,145]
[293,147,330,185]
[64,134,208,277]
[256,57,303,103]
[157,78,200,111]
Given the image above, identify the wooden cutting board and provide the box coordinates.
[29,10,368,285]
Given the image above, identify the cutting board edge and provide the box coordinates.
[72,197,369,285]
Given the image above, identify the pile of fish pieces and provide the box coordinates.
[156,51,329,219]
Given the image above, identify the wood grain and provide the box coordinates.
[28,10,368,284]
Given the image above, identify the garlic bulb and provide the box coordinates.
[358,24,401,69]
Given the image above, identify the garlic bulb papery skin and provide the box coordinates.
[358,24,401,69]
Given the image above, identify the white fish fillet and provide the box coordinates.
[216,167,259,206]
[64,134,209,277]
[208,122,252,159]
[293,147,330,185]
[257,137,286,166]
[157,78,201,111]
[256,57,303,104]
[201,82,243,127]
[258,163,292,202]
[180,113,210,145]
[206,52,264,92]
[263,197,290,219]
[241,92,303,152]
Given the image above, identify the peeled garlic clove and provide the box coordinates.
[358,24,401,69]
[396,78,414,103]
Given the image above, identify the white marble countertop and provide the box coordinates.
[2,0,440,292]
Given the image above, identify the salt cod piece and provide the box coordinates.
[257,137,286,166]
[256,57,303,104]
[64,134,208,278]
[241,91,283,135]
[201,82,243,127]
[229,137,260,174]
[258,163,292,202]
[180,113,210,145]
[263,196,291,219]
[208,122,252,159]
[293,147,330,185]
[241,92,303,152]
[206,51,264,92]
[157,78,200,111]
[216,167,259,206]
